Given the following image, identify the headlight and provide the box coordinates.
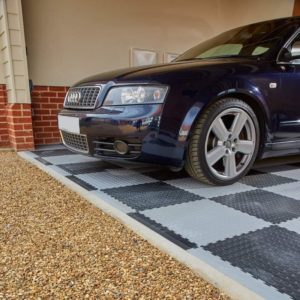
[103,86,168,106]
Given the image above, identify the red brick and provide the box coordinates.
[32,97,50,104]
[40,91,57,97]
[57,92,67,97]
[34,109,50,115]
[44,126,59,132]
[22,110,33,117]
[42,115,57,121]
[33,86,49,91]
[13,131,32,137]
[33,127,44,133]
[49,98,65,104]
[49,86,66,91]
[36,132,53,138]
[34,121,51,127]
[23,124,33,130]
[42,103,58,109]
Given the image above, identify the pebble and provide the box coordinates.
[0,152,229,299]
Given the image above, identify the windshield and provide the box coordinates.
[175,21,286,61]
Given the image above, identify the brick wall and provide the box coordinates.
[31,86,69,145]
[6,103,35,151]
[0,84,9,147]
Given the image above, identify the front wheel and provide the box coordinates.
[185,98,260,185]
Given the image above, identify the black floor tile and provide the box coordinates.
[203,226,300,300]
[240,173,296,188]
[103,182,202,211]
[211,189,300,224]
[33,149,74,157]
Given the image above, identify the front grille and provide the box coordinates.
[61,131,89,153]
[64,86,101,109]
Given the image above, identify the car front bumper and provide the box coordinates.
[58,104,179,163]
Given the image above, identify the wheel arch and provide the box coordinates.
[179,91,270,158]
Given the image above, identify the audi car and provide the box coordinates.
[58,17,300,185]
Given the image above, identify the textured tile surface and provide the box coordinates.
[142,200,269,246]
[211,189,300,224]
[27,146,300,300]
[204,226,300,300]
[104,182,201,210]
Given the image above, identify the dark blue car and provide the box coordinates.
[58,17,300,185]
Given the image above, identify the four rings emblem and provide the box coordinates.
[67,90,81,104]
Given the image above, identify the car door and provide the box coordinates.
[273,31,300,148]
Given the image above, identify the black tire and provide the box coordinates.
[185,98,260,185]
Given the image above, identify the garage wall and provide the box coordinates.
[21,0,294,87]
[0,64,4,84]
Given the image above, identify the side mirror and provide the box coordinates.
[290,41,300,60]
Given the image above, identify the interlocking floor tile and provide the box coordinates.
[240,173,296,188]
[142,199,269,246]
[211,189,300,223]
[165,178,255,198]
[264,182,300,201]
[128,212,197,249]
[43,154,99,165]
[66,175,97,191]
[58,161,120,175]
[103,182,201,211]
[203,226,300,300]
[272,168,300,181]
[33,148,74,157]
[279,217,300,235]
[76,169,156,190]
[35,157,52,165]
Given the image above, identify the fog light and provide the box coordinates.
[114,140,129,155]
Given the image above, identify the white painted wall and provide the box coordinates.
[0,0,30,103]
[17,0,295,86]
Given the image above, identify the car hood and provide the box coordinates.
[75,58,259,86]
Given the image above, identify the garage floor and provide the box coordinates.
[23,145,300,300]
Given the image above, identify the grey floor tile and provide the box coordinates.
[142,199,269,246]
[77,169,157,190]
[42,154,99,165]
[264,182,300,201]
[166,178,255,198]
[279,217,300,235]
[128,212,197,249]
[272,168,300,181]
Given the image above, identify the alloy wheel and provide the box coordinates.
[204,108,256,180]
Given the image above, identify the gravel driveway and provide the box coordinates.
[0,152,229,299]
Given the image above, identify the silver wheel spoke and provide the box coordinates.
[231,111,248,138]
[205,107,256,181]
[236,140,255,154]
[207,146,226,167]
[224,153,237,177]
[212,118,229,141]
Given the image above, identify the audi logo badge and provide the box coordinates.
[68,91,81,103]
